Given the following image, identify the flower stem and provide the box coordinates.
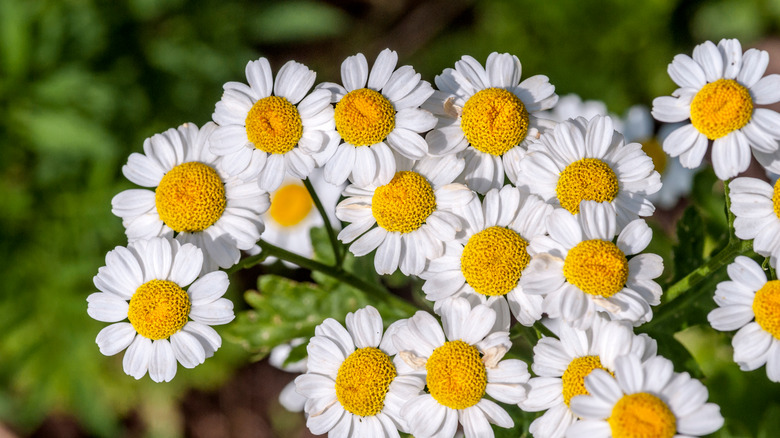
[303,178,344,266]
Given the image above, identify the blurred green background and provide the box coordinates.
[2,0,780,436]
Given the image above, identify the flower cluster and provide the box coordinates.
[87,39,780,436]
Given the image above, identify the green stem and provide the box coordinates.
[303,178,344,267]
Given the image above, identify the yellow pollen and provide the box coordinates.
[155,162,226,233]
[561,355,611,407]
[460,226,530,296]
[426,340,487,410]
[564,240,628,298]
[269,183,313,227]
[461,88,529,156]
[245,95,303,154]
[335,347,397,417]
[608,392,677,438]
[772,179,780,220]
[556,158,619,215]
[753,280,780,340]
[372,171,436,233]
[335,88,395,146]
[640,138,668,174]
[127,280,191,340]
[690,78,753,140]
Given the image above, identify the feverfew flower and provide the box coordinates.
[210,57,339,191]
[111,122,268,273]
[515,115,661,230]
[420,185,553,325]
[87,237,234,382]
[652,38,780,180]
[393,298,530,438]
[294,306,420,437]
[520,316,657,438]
[336,154,474,276]
[521,202,664,329]
[318,48,437,186]
[425,52,558,194]
[708,256,780,382]
[729,177,780,266]
[567,355,724,437]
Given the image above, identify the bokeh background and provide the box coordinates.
[3,0,780,436]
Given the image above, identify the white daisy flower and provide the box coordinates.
[86,237,234,382]
[209,57,340,192]
[651,38,780,180]
[261,168,344,267]
[729,177,780,266]
[111,122,269,273]
[520,316,657,438]
[567,354,724,437]
[392,297,530,438]
[318,48,437,186]
[268,339,308,413]
[708,256,780,382]
[521,202,664,329]
[515,115,661,230]
[294,306,420,437]
[420,185,553,326]
[335,154,474,276]
[621,105,699,209]
[424,52,558,194]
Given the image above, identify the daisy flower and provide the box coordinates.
[111,122,269,273]
[567,354,724,437]
[392,297,530,438]
[268,339,308,413]
[318,48,437,186]
[86,237,234,382]
[729,177,780,266]
[293,306,420,437]
[261,168,344,268]
[521,202,664,329]
[515,115,661,230]
[651,38,780,180]
[420,184,553,326]
[520,316,657,438]
[424,52,558,194]
[708,256,780,382]
[335,154,474,276]
[209,57,340,192]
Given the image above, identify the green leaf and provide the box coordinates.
[671,206,705,287]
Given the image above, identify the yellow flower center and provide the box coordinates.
[561,355,611,407]
[426,340,487,410]
[608,392,677,438]
[155,162,227,233]
[245,95,303,154]
[772,179,780,220]
[269,183,313,227]
[335,347,397,417]
[460,226,530,296]
[640,138,667,174]
[690,78,753,140]
[460,88,529,156]
[564,240,629,298]
[556,158,620,215]
[335,88,395,146]
[753,280,780,340]
[371,171,436,233]
[127,280,191,340]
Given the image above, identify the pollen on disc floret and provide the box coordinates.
[460,226,530,296]
[245,95,304,154]
[563,239,629,298]
[127,279,191,341]
[689,78,753,140]
[561,355,611,407]
[335,88,396,146]
[425,340,487,410]
[753,280,780,339]
[335,346,397,417]
[269,184,313,227]
[556,158,620,215]
[155,161,227,233]
[608,392,677,438]
[460,87,530,156]
[371,171,436,233]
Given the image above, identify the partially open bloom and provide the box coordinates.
[729,177,780,266]
[318,48,437,186]
[425,52,558,194]
[521,202,664,329]
[294,306,420,437]
[652,38,780,180]
[210,57,339,191]
[520,316,657,438]
[112,122,268,273]
[567,355,724,437]
[87,237,234,382]
[708,256,780,382]
[392,298,530,438]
